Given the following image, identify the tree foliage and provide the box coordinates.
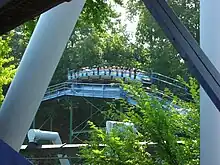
[7,0,140,85]
[0,1,202,164]
[125,0,199,78]
[80,79,199,164]
[0,33,16,103]
[51,14,148,84]
[81,121,153,165]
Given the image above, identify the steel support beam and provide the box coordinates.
[0,0,68,35]
[69,101,73,144]
[50,117,53,131]
[142,0,220,111]
[0,0,85,151]
[200,0,220,164]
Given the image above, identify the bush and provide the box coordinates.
[80,78,199,165]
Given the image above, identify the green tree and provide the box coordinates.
[0,33,16,103]
[81,121,154,165]
[51,21,147,84]
[80,79,199,164]
[7,0,131,85]
[125,0,199,78]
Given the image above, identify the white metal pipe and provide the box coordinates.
[0,0,85,151]
[200,1,220,164]
[27,129,70,165]
[28,129,59,143]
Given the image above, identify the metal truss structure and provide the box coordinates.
[0,0,219,164]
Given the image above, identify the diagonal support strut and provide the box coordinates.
[142,0,220,111]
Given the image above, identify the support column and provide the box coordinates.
[0,0,85,151]
[50,117,53,131]
[200,1,220,164]
[69,102,73,144]
[90,102,93,120]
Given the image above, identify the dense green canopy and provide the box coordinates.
[0,0,199,164]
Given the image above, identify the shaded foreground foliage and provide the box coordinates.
[80,79,199,165]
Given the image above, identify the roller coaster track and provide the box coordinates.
[43,68,192,108]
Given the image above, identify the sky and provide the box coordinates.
[113,2,139,42]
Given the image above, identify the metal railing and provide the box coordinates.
[43,81,188,104]
[151,72,187,90]
[43,68,191,102]
[44,82,122,101]
[44,82,72,97]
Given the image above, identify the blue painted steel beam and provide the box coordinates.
[43,83,122,101]
[0,139,32,165]
[67,68,191,101]
[43,82,183,111]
